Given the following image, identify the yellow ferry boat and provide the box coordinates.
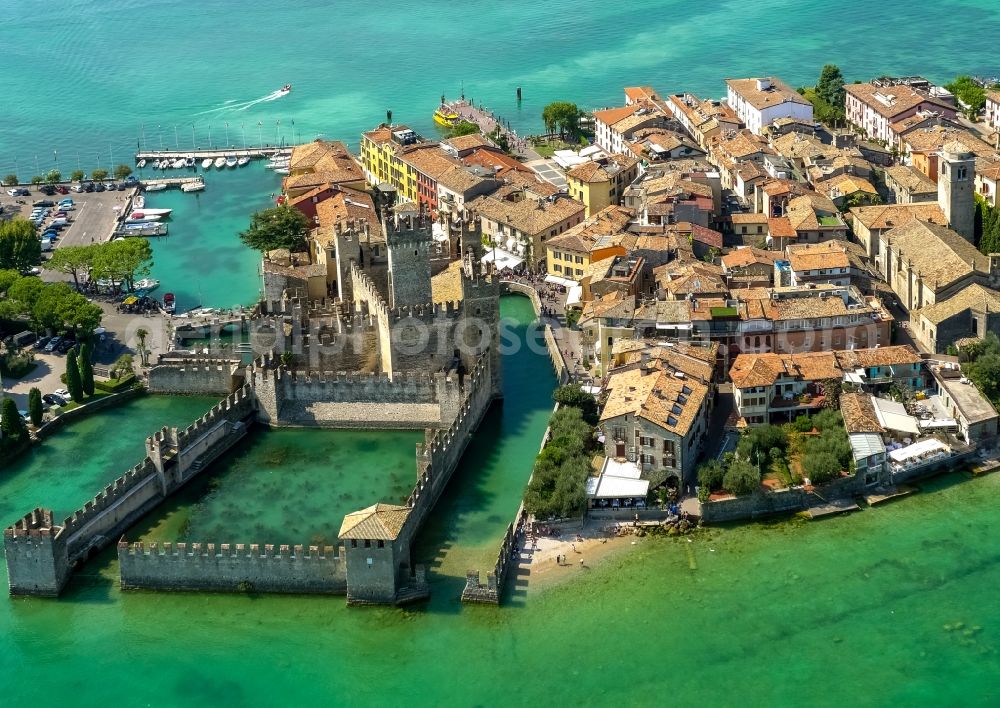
[434,104,460,128]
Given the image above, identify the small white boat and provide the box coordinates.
[134,195,145,209]
[172,159,186,168]
[136,207,173,217]
[237,157,250,167]
[214,156,226,168]
[126,213,162,223]
[201,158,213,169]
[152,159,161,169]
[160,160,171,170]
[274,167,289,174]
[184,157,195,167]
[138,159,146,168]
[225,157,238,168]
[134,278,160,292]
[181,180,205,193]
[144,183,167,191]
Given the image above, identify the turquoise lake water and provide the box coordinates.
[2,1,1000,703]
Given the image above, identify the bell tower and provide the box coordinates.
[938,140,976,243]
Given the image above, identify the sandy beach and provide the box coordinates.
[510,519,643,594]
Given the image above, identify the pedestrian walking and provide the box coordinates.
[579,558,584,568]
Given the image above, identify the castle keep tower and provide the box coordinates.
[938,140,976,243]
[385,211,433,308]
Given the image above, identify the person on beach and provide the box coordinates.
[580,558,584,568]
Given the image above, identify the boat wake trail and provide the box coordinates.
[194,90,289,116]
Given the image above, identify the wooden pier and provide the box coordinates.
[135,147,294,161]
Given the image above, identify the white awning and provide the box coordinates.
[587,458,650,499]
[889,438,949,463]
[544,274,578,287]
[431,222,449,243]
[656,322,693,330]
[872,396,920,434]
[481,247,523,271]
[566,285,583,306]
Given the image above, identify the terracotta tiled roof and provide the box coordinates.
[444,134,491,152]
[338,503,411,541]
[902,126,996,157]
[567,155,639,183]
[840,392,885,434]
[849,203,946,231]
[593,105,642,127]
[914,283,1000,325]
[767,217,797,238]
[313,189,377,237]
[884,165,937,194]
[600,367,709,437]
[471,194,584,237]
[722,247,778,270]
[845,82,955,120]
[547,205,634,253]
[786,241,851,272]
[883,219,987,288]
[726,77,811,110]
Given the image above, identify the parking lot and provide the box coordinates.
[1,184,137,250]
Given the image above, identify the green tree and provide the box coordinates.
[0,268,21,294]
[945,76,987,119]
[448,121,480,138]
[79,342,95,397]
[70,170,85,183]
[45,170,61,185]
[541,101,582,138]
[697,459,725,491]
[816,64,846,109]
[6,275,45,315]
[3,174,18,186]
[91,168,109,182]
[1,397,28,443]
[238,205,311,256]
[0,219,42,271]
[135,328,150,367]
[723,457,761,496]
[804,452,842,484]
[553,384,599,424]
[27,387,43,427]
[44,245,96,291]
[65,349,84,403]
[30,175,43,185]
[113,164,133,180]
[91,238,153,291]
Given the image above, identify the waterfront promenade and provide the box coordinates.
[445,99,533,158]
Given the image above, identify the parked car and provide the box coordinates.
[70,184,84,193]
[83,182,95,192]
[53,388,70,399]
[57,338,76,354]
[42,393,66,407]
[116,183,127,191]
[32,199,55,207]
[56,185,69,194]
[34,336,52,350]
[6,188,19,197]
[39,185,57,196]
[15,188,30,196]
[44,336,62,353]
[58,203,74,210]
[94,183,106,192]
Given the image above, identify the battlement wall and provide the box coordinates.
[3,508,71,596]
[118,541,347,594]
[170,385,255,452]
[148,358,241,395]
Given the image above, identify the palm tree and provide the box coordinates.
[135,328,150,367]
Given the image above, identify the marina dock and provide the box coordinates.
[135,147,293,161]
[140,176,206,190]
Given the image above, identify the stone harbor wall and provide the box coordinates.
[147,357,242,395]
[4,387,257,597]
[118,541,346,594]
[461,508,527,605]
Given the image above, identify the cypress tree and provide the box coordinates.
[66,349,84,403]
[974,200,984,249]
[79,342,95,397]
[27,387,43,427]
[1,397,27,442]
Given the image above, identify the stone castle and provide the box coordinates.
[6,212,503,606]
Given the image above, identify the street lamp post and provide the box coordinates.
[174,125,180,150]
[191,124,196,150]
[275,120,281,147]
[208,124,213,148]
[257,121,263,147]
[240,122,245,149]
[225,121,231,148]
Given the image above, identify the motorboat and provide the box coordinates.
[135,207,172,217]
[181,180,205,192]
[160,160,171,170]
[134,278,160,291]
[237,157,250,167]
[134,195,145,209]
[137,159,146,168]
[184,157,195,167]
[126,213,162,223]
[274,167,289,174]
[266,158,290,169]
[201,158,213,169]
[172,159,186,168]
[225,157,238,168]
[214,156,226,168]
[144,183,167,191]
[162,292,176,314]
[279,84,292,93]
[152,160,161,169]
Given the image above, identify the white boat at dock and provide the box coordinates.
[237,157,250,167]
[126,213,162,223]
[138,159,147,168]
[134,278,160,292]
[135,207,173,217]
[172,159,186,168]
[214,157,226,168]
[184,157,196,167]
[274,167,289,174]
[134,196,145,209]
[201,158,213,169]
[159,160,170,170]
[152,160,161,169]
[144,183,167,191]
[225,157,238,168]
[181,180,205,192]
